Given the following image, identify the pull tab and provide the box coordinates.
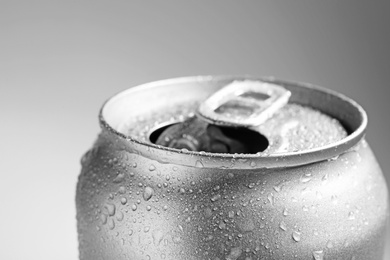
[197,80,291,127]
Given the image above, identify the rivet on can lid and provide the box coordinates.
[197,80,291,127]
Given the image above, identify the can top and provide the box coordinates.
[100,75,367,169]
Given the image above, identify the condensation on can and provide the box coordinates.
[76,76,388,260]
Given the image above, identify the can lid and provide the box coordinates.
[100,76,367,169]
[197,80,291,127]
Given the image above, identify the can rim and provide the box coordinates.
[99,75,367,169]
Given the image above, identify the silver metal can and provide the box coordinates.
[76,76,388,260]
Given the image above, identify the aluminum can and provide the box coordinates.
[76,76,388,260]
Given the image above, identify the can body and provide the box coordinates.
[76,76,388,260]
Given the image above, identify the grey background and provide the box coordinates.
[1,1,389,259]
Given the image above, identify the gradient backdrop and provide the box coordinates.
[1,1,389,259]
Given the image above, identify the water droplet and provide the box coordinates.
[312,250,324,260]
[259,223,265,229]
[143,186,154,201]
[163,205,168,211]
[300,173,312,183]
[348,211,355,220]
[177,224,184,233]
[108,218,115,230]
[195,160,204,168]
[128,172,135,177]
[149,165,156,171]
[144,226,150,233]
[205,235,213,241]
[273,183,283,192]
[146,205,152,211]
[292,231,301,242]
[132,204,137,211]
[211,194,221,202]
[113,173,125,183]
[326,240,334,249]
[250,161,257,167]
[105,203,116,216]
[120,197,127,205]
[279,221,287,231]
[283,208,289,216]
[267,193,275,206]
[218,222,226,230]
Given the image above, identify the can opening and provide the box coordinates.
[210,125,269,153]
[149,123,177,144]
[149,122,269,154]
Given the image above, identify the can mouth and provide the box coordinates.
[100,75,367,169]
[148,121,270,154]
